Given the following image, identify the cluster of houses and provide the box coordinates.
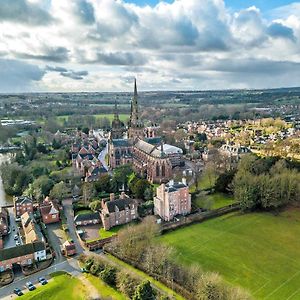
[71,130,107,182]
[0,197,61,273]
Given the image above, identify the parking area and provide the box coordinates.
[3,208,23,249]
[77,224,100,242]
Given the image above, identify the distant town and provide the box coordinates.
[0,81,299,299]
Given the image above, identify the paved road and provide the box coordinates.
[62,199,84,254]
[46,223,66,264]
[0,258,81,299]
[98,141,110,172]
[3,208,22,249]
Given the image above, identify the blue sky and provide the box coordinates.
[128,0,296,12]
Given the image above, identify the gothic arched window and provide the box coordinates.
[156,164,160,177]
[162,164,166,177]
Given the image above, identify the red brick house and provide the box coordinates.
[39,197,60,224]
[100,193,138,230]
[14,196,33,218]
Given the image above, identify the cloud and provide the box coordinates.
[0,58,45,92]
[0,0,53,25]
[46,65,88,80]
[0,0,300,91]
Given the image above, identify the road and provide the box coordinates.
[0,258,81,299]
[3,208,22,249]
[62,199,84,254]
[98,141,109,172]
[46,223,66,264]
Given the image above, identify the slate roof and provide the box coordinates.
[134,139,163,158]
[40,199,59,216]
[145,137,162,145]
[14,196,33,205]
[112,139,130,147]
[105,198,135,213]
[165,182,187,192]
[0,241,46,261]
[74,212,100,222]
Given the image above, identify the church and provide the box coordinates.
[108,79,174,183]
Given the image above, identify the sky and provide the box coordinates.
[0,0,299,92]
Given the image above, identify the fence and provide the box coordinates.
[161,203,241,233]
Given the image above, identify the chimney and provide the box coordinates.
[182,177,187,186]
[169,179,174,186]
[110,193,115,201]
[120,192,126,199]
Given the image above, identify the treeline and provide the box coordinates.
[105,217,251,300]
[80,254,166,300]
[233,155,300,210]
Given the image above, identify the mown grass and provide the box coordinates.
[189,173,216,193]
[99,225,125,239]
[21,273,87,300]
[194,193,236,210]
[160,208,300,299]
[84,274,126,300]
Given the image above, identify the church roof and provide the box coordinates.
[145,137,162,145]
[112,139,130,147]
[134,139,163,158]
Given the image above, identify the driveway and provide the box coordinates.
[46,223,66,263]
[98,141,110,172]
[62,199,84,254]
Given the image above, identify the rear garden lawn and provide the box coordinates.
[189,173,215,193]
[21,272,87,300]
[194,192,236,210]
[159,208,300,299]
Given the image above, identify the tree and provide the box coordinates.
[133,281,155,300]
[89,200,102,212]
[82,127,89,135]
[94,174,111,193]
[116,271,140,298]
[214,170,235,194]
[99,267,117,286]
[82,182,96,204]
[131,179,150,199]
[111,165,133,192]
[32,175,55,201]
[49,181,68,201]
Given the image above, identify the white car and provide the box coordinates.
[16,241,21,246]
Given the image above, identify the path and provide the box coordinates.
[78,275,100,300]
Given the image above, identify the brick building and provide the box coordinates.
[21,212,44,244]
[39,197,60,224]
[0,241,46,272]
[14,196,33,218]
[154,179,191,221]
[100,193,138,230]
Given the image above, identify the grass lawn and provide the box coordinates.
[75,209,93,216]
[159,209,300,299]
[84,274,126,300]
[99,224,128,239]
[194,193,236,210]
[21,272,87,300]
[190,174,215,193]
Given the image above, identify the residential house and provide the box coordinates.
[0,241,46,272]
[21,212,44,244]
[0,207,9,236]
[154,179,191,222]
[39,197,60,224]
[100,193,138,230]
[74,212,101,226]
[14,196,34,218]
[61,241,76,256]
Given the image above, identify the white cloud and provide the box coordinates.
[0,0,299,92]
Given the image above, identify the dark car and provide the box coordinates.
[26,282,36,291]
[13,288,23,296]
[38,277,48,285]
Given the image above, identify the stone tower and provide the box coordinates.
[128,78,144,139]
[110,99,125,139]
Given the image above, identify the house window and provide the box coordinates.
[156,164,160,177]
[52,215,56,219]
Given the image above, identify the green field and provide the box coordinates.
[21,272,87,300]
[56,114,129,123]
[160,209,300,299]
[194,193,236,210]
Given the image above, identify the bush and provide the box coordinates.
[116,271,140,298]
[133,280,155,300]
[99,266,117,286]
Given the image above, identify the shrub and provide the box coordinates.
[116,271,140,298]
[99,266,117,286]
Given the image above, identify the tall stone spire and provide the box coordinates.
[114,99,119,121]
[130,78,139,127]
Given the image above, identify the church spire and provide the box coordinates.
[130,78,139,127]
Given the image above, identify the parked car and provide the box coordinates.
[26,282,36,291]
[16,241,21,246]
[13,288,23,296]
[12,226,15,232]
[14,234,18,240]
[38,277,48,285]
